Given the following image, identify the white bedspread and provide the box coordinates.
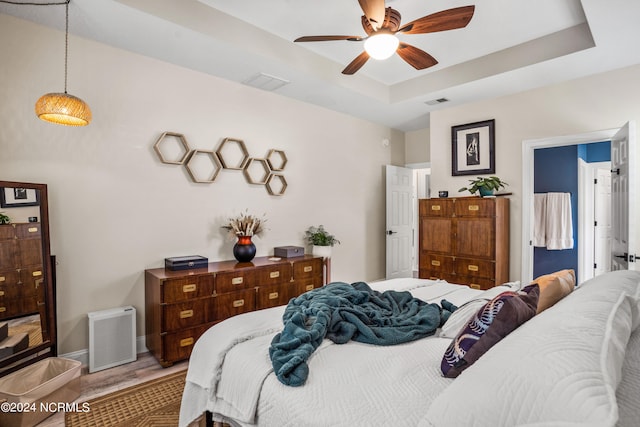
[179,278,489,426]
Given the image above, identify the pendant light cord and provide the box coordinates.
[1,0,71,91]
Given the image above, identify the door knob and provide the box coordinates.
[386,230,397,235]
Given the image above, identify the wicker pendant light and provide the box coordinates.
[35,0,91,126]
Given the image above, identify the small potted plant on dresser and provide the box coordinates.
[305,225,340,259]
[458,176,508,197]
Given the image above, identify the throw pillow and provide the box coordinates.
[441,284,540,378]
[532,269,575,313]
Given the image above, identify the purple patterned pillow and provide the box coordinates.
[441,284,540,378]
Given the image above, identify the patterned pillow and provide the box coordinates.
[441,284,540,378]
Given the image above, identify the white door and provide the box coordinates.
[610,121,638,271]
[385,165,413,279]
[594,167,612,275]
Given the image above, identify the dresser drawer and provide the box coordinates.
[455,276,495,290]
[162,299,209,332]
[419,254,454,274]
[256,283,291,310]
[292,258,323,281]
[14,223,41,239]
[291,278,322,297]
[255,263,291,287]
[420,199,453,217]
[214,289,256,320]
[454,199,495,218]
[162,323,213,362]
[216,270,256,294]
[454,258,495,280]
[161,275,214,303]
[419,270,457,283]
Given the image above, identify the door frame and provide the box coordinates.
[521,128,617,284]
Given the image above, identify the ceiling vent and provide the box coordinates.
[242,73,290,92]
[425,97,449,106]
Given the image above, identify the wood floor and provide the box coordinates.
[36,352,188,426]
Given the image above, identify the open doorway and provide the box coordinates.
[521,128,618,284]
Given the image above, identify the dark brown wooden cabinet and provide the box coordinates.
[145,255,325,367]
[418,197,509,290]
[0,223,45,320]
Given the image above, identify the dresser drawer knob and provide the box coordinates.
[303,266,313,273]
[28,227,38,233]
[0,291,4,297]
[32,271,42,277]
[179,337,194,347]
[0,276,4,282]
[469,284,481,290]
[179,309,194,319]
[268,292,279,300]
[468,205,479,211]
[182,284,197,293]
[305,284,314,291]
[431,205,441,211]
[467,265,479,272]
[233,299,245,308]
[231,277,244,285]
[269,271,280,279]
[431,260,440,267]
[0,307,5,313]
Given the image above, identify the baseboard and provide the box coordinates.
[59,336,148,368]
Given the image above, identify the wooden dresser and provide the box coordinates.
[0,223,45,320]
[418,197,509,290]
[145,255,325,367]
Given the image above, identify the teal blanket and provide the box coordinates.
[269,281,454,386]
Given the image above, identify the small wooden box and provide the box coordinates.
[164,255,208,271]
[274,246,304,258]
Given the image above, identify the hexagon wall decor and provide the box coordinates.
[153,132,288,195]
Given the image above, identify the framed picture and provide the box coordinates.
[0,187,40,207]
[451,119,495,176]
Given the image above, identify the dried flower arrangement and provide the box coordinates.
[222,210,267,239]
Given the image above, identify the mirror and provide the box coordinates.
[0,181,56,376]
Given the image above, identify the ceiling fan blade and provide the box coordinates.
[358,0,386,30]
[399,5,475,34]
[396,42,438,70]
[342,51,370,75]
[295,35,364,42]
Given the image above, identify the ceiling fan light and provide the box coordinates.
[364,33,399,60]
[35,92,92,126]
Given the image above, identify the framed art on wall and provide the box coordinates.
[0,187,40,207]
[451,119,495,176]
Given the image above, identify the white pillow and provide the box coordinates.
[423,270,640,427]
[439,282,522,339]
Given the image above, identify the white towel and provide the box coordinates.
[533,194,547,247]
[545,192,574,250]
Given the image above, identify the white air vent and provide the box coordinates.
[242,73,290,91]
[425,97,449,105]
[88,306,136,373]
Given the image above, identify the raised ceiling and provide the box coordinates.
[1,0,640,131]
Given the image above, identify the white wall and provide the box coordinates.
[405,128,430,164]
[430,64,640,281]
[0,14,403,354]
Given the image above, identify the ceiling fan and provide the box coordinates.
[294,0,475,75]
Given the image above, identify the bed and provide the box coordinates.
[179,269,640,427]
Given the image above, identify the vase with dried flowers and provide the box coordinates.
[222,210,267,262]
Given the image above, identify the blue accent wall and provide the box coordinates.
[533,146,579,278]
[533,141,610,281]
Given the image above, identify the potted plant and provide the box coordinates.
[0,212,10,225]
[458,176,508,197]
[305,225,340,258]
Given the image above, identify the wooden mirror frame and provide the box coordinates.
[0,180,56,376]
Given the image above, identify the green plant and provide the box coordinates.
[0,212,10,225]
[458,176,508,196]
[305,225,340,247]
